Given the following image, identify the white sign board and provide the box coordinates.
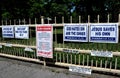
[2,26,14,38]
[5,43,12,47]
[64,24,88,42]
[91,50,113,57]
[69,66,92,75]
[89,23,118,43]
[63,48,79,54]
[15,25,29,39]
[24,47,34,52]
[36,25,53,58]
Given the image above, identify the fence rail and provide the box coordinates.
[0,14,120,75]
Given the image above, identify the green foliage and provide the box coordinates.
[0,0,120,22]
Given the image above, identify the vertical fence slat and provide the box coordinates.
[118,14,120,25]
[75,53,76,64]
[24,18,25,24]
[88,15,90,23]
[5,20,7,25]
[96,58,98,67]
[19,19,21,25]
[34,18,36,60]
[97,15,100,23]
[35,18,37,24]
[62,16,64,23]
[115,57,117,69]
[79,54,81,65]
[1,20,3,25]
[107,14,110,23]
[47,17,49,24]
[67,53,68,63]
[87,55,89,66]
[56,52,58,62]
[100,59,103,68]
[79,16,81,23]
[55,28,57,47]
[82,55,84,66]
[60,52,61,63]
[10,20,11,25]
[41,16,44,24]
[29,18,32,45]
[71,53,73,64]
[70,16,72,23]
[110,60,112,69]
[91,59,93,67]
[55,17,56,24]
[105,58,108,68]
[62,16,64,48]
[14,19,16,25]
[29,18,31,24]
[18,47,20,56]
[63,53,65,63]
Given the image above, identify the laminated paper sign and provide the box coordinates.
[36,25,53,58]
[15,25,29,39]
[2,26,14,38]
[89,23,118,43]
[91,50,113,57]
[64,24,88,42]
[69,66,92,75]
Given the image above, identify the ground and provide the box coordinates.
[0,57,119,78]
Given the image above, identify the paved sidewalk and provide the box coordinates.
[0,57,119,78]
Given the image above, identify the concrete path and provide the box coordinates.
[0,57,119,78]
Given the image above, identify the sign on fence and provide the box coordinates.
[63,48,79,54]
[15,25,29,39]
[24,47,34,52]
[91,50,113,57]
[0,45,2,48]
[5,43,12,47]
[2,26,14,38]
[89,23,118,43]
[36,25,53,58]
[69,66,92,75]
[64,24,88,42]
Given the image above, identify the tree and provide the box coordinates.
[0,0,119,23]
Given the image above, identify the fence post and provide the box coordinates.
[79,15,81,23]
[54,16,56,24]
[35,18,37,24]
[107,14,110,23]
[19,19,21,25]
[41,16,44,24]
[70,16,72,23]
[14,19,16,25]
[97,15,100,23]
[5,20,7,25]
[88,15,90,23]
[10,20,11,25]
[118,14,120,25]
[62,16,64,23]
[1,20,3,25]
[29,18,31,24]
[24,19,25,25]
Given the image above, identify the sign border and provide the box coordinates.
[63,24,88,42]
[15,25,29,39]
[89,23,119,43]
[36,24,53,58]
[2,25,14,38]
